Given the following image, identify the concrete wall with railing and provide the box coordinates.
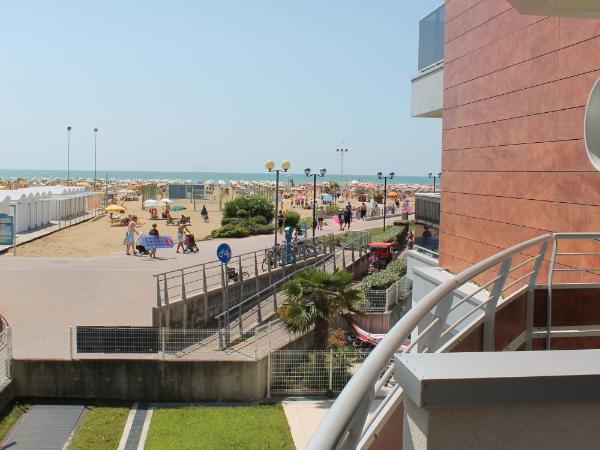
[154,248,370,330]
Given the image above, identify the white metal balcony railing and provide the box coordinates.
[306,232,600,450]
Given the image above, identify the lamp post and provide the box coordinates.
[336,148,348,176]
[66,126,72,185]
[428,172,441,193]
[266,160,291,246]
[304,167,327,238]
[377,171,395,231]
[93,128,99,191]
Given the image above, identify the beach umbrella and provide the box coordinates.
[170,204,187,211]
[143,199,160,208]
[105,205,126,213]
[159,198,173,205]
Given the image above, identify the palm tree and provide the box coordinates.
[278,268,364,350]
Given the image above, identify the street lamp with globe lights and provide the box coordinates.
[304,167,327,238]
[266,160,291,246]
[378,171,395,231]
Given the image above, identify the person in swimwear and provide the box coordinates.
[124,215,143,255]
[176,220,190,253]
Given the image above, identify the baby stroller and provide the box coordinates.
[135,241,150,256]
[183,233,199,253]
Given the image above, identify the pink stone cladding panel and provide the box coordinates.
[441,1,600,272]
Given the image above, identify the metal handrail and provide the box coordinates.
[305,233,552,450]
[153,234,336,306]
[307,231,600,449]
[215,231,370,339]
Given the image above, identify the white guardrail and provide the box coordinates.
[306,232,600,449]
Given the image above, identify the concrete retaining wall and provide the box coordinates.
[11,358,269,402]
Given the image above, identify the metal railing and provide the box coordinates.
[269,349,371,396]
[0,328,11,386]
[413,244,439,259]
[306,232,600,450]
[154,234,335,309]
[216,231,371,349]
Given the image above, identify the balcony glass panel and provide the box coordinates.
[418,4,445,71]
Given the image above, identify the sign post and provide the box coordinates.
[217,243,233,346]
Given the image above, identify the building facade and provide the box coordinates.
[440,0,600,275]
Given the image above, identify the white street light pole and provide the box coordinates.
[66,126,72,184]
[336,148,348,176]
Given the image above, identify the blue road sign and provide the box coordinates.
[217,243,232,264]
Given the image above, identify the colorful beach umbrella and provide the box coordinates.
[105,205,126,213]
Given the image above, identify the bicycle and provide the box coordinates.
[226,267,250,284]
[261,246,282,271]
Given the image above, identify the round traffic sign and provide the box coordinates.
[216,243,232,263]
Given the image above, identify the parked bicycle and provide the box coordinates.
[226,267,250,284]
[261,246,283,271]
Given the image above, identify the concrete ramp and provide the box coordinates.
[2,404,84,450]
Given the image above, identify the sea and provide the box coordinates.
[0,169,433,185]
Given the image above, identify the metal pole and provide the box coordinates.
[433,176,436,193]
[312,174,317,238]
[274,169,280,247]
[67,126,71,184]
[93,128,98,192]
[383,177,387,231]
[329,348,334,393]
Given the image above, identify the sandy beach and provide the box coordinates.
[7,194,319,257]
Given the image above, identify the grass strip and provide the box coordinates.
[69,403,130,450]
[145,403,294,450]
[0,402,29,441]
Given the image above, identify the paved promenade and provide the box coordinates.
[0,217,392,359]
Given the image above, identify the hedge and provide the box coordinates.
[211,218,274,238]
[222,196,274,222]
[363,255,407,290]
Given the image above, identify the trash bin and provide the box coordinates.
[402,212,408,220]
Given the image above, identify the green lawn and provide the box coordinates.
[145,403,295,450]
[69,404,130,450]
[0,402,29,441]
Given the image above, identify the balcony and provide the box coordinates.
[411,4,444,118]
[306,232,600,449]
[509,0,600,18]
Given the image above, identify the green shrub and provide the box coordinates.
[392,220,409,227]
[249,215,268,225]
[370,225,403,243]
[363,271,397,290]
[256,224,275,235]
[223,196,274,222]
[284,211,301,228]
[387,256,407,277]
[325,204,339,215]
[211,223,252,238]
[363,255,407,290]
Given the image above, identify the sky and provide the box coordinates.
[0,1,443,176]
